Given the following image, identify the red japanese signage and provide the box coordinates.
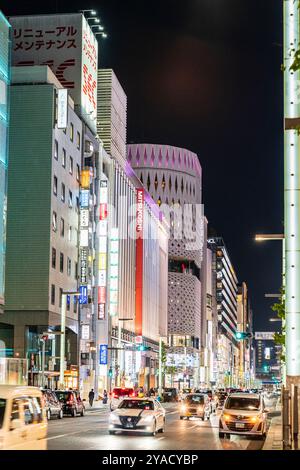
[99,203,108,220]
[98,286,106,304]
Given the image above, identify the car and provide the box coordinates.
[197,389,217,413]
[179,393,211,420]
[219,392,269,440]
[41,389,63,420]
[109,397,166,436]
[54,390,85,417]
[162,388,179,402]
[109,387,135,411]
[0,385,47,450]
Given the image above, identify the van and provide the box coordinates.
[0,385,47,450]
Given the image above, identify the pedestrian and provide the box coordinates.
[88,388,95,407]
[102,389,108,405]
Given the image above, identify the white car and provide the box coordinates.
[219,393,268,440]
[109,397,166,436]
[0,385,48,450]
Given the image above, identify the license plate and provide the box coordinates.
[236,422,245,429]
[126,423,134,428]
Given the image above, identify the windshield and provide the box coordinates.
[0,399,6,429]
[185,395,204,404]
[119,400,154,410]
[225,397,260,411]
[55,391,72,402]
[182,389,191,394]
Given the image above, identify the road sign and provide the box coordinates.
[100,344,108,365]
[255,332,275,340]
[135,336,143,344]
[79,285,88,305]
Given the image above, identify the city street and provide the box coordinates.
[47,398,277,450]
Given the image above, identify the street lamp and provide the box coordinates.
[269,318,282,322]
[79,9,97,15]
[255,234,284,241]
[95,32,107,39]
[86,18,100,23]
[58,291,80,390]
[91,25,104,31]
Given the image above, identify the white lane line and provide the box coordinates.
[47,434,68,441]
[157,437,165,441]
[167,411,178,415]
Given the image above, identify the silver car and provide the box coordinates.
[219,393,268,440]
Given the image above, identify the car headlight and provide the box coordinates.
[251,414,262,423]
[109,414,120,424]
[180,405,187,412]
[223,414,232,421]
[141,415,154,423]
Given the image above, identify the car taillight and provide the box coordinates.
[113,393,118,399]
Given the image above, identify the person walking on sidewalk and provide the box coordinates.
[88,389,95,408]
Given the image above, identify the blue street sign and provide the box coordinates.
[79,285,88,305]
[80,190,89,208]
[67,295,70,306]
[100,344,108,365]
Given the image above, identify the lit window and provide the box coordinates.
[54,140,58,160]
[52,212,57,232]
[53,175,57,196]
[61,183,65,202]
[62,148,66,168]
[68,226,72,242]
[69,156,73,175]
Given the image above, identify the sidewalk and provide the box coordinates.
[263,401,282,450]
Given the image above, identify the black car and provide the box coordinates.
[162,388,178,402]
[54,390,85,417]
[42,389,63,420]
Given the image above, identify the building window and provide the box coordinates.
[76,196,79,212]
[77,131,81,150]
[51,284,55,305]
[52,211,57,232]
[59,288,63,308]
[73,296,77,313]
[75,229,78,246]
[52,247,56,269]
[60,218,65,237]
[70,123,74,142]
[69,156,73,175]
[68,226,72,242]
[60,253,64,273]
[53,175,57,196]
[75,262,78,279]
[61,183,65,202]
[68,190,73,208]
[76,164,80,182]
[54,140,58,160]
[62,148,66,168]
[67,257,71,276]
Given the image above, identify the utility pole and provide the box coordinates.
[284,0,300,389]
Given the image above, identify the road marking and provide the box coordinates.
[167,411,178,415]
[157,436,165,440]
[47,434,68,441]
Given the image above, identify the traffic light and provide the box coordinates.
[137,345,151,351]
[235,332,251,341]
[108,367,113,378]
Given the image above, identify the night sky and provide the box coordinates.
[4,0,283,332]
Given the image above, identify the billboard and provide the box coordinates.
[10,13,98,133]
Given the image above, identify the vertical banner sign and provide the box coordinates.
[110,228,119,317]
[135,189,144,336]
[98,180,108,320]
[99,344,108,365]
[57,88,68,129]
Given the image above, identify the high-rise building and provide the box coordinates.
[1,66,82,387]
[208,237,239,387]
[0,12,11,315]
[237,282,253,387]
[97,69,127,164]
[127,143,204,388]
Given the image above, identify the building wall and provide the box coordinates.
[97,69,127,165]
[0,13,11,311]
